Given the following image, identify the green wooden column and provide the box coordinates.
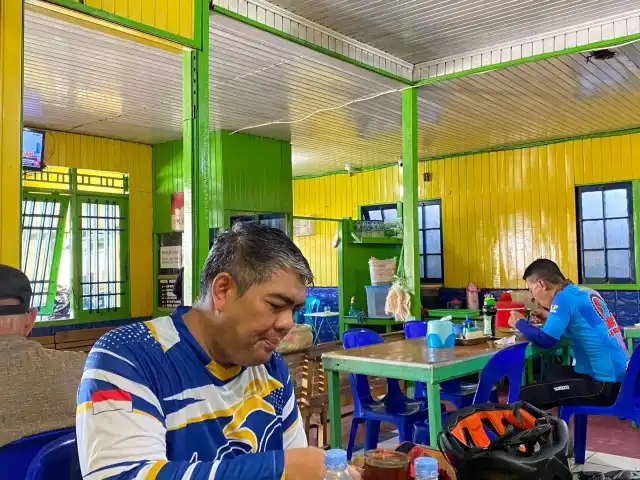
[182,0,210,304]
[402,88,422,319]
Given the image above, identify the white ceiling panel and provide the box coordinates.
[209,13,405,174]
[416,43,640,159]
[267,0,640,64]
[24,9,640,177]
[23,8,183,145]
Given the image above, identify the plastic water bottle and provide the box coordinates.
[415,456,439,479]
[324,449,352,479]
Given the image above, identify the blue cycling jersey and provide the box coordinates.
[542,283,629,383]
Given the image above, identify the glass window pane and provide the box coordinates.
[607,250,631,279]
[425,204,440,229]
[260,215,286,233]
[582,220,605,249]
[417,205,424,229]
[418,230,424,255]
[426,255,442,279]
[581,191,603,220]
[583,250,606,279]
[605,219,630,248]
[80,199,123,312]
[382,208,397,222]
[426,230,441,254]
[367,209,382,221]
[419,255,425,279]
[604,189,628,218]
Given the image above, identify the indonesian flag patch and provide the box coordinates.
[92,390,133,415]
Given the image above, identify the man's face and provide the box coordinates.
[526,278,552,307]
[209,268,306,366]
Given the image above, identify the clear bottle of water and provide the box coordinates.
[323,449,352,479]
[415,456,439,479]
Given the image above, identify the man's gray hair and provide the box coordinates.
[199,221,314,298]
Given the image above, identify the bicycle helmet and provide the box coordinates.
[438,401,571,480]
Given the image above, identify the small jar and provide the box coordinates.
[363,449,410,480]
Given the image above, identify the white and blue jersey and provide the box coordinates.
[518,283,629,383]
[76,306,306,479]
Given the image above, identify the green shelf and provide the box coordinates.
[343,316,397,324]
[425,308,481,319]
[348,236,403,245]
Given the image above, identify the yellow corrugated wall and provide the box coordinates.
[293,167,401,286]
[45,130,153,317]
[293,133,640,289]
[0,0,23,268]
[69,0,194,40]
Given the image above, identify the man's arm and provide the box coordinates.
[77,343,323,480]
[514,294,572,348]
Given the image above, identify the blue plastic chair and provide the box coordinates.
[403,321,476,408]
[559,347,640,465]
[296,296,321,323]
[26,432,81,480]
[343,328,430,459]
[0,427,74,480]
[412,342,529,445]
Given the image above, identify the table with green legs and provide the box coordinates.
[624,326,640,353]
[624,326,639,428]
[322,338,570,448]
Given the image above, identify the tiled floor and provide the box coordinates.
[574,451,640,474]
[582,415,640,459]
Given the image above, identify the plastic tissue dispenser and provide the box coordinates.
[427,316,455,348]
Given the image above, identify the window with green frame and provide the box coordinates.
[360,203,399,222]
[75,195,129,317]
[577,182,636,285]
[21,168,130,322]
[21,194,69,315]
[230,213,288,235]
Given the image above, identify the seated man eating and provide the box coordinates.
[510,259,629,410]
[77,223,355,479]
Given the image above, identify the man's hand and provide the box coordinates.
[284,448,362,480]
[347,465,363,479]
[509,311,525,328]
[285,448,326,479]
[530,307,549,324]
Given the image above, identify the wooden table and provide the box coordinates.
[322,338,569,448]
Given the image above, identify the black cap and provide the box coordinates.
[0,265,32,315]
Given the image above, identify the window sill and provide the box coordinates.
[581,283,640,291]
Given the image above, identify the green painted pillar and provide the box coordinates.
[181,0,210,304]
[402,88,422,319]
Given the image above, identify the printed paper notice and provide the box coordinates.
[160,246,182,269]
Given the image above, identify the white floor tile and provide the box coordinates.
[587,452,640,471]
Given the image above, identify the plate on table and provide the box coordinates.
[455,337,490,346]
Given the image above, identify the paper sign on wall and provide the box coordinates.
[160,246,182,269]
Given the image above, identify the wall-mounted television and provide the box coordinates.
[22,128,45,171]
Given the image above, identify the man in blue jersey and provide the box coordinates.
[509,259,629,409]
[77,222,360,479]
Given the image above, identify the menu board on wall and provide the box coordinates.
[158,276,180,310]
[157,232,182,311]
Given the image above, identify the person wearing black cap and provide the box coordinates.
[0,264,87,447]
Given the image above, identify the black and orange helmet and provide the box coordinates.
[438,402,571,480]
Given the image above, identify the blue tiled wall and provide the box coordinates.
[305,287,339,343]
[302,286,640,329]
[30,316,149,338]
[439,287,640,328]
